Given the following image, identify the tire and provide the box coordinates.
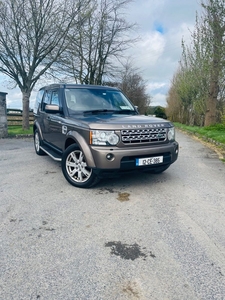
[62,144,99,188]
[34,129,46,156]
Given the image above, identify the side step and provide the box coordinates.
[40,145,62,161]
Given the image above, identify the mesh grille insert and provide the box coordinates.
[121,128,167,144]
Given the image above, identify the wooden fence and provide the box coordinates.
[7,109,34,126]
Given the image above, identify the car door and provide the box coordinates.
[41,89,65,150]
[38,89,51,142]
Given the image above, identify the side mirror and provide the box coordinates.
[134,105,139,112]
[45,104,62,113]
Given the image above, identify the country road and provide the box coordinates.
[0,130,225,300]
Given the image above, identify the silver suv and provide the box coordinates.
[33,84,179,188]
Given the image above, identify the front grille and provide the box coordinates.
[121,128,167,144]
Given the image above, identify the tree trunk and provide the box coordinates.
[204,84,218,126]
[204,12,223,127]
[22,91,31,130]
[204,60,219,126]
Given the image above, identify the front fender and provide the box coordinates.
[66,131,96,168]
[33,120,44,141]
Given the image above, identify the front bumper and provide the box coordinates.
[89,141,179,171]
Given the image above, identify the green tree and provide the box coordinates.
[167,0,225,126]
[154,106,167,119]
[202,0,225,125]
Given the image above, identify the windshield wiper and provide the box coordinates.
[83,109,137,115]
[83,109,118,114]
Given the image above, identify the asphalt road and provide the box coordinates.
[0,131,225,300]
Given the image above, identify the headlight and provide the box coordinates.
[168,127,175,141]
[90,130,119,146]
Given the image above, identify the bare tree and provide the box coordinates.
[0,0,89,129]
[54,0,137,85]
[117,62,151,114]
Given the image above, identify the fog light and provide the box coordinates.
[175,144,179,154]
[106,153,114,161]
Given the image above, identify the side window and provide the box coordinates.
[51,90,59,105]
[33,89,44,114]
[41,90,51,111]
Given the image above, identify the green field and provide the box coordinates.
[7,125,33,136]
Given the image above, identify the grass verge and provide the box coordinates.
[174,122,225,161]
[174,123,225,144]
[7,125,33,137]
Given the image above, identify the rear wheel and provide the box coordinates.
[62,144,99,188]
[34,129,45,155]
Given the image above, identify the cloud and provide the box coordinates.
[147,82,170,108]
[130,31,166,69]
[151,92,168,107]
[147,82,167,92]
[125,0,201,107]
[126,0,165,26]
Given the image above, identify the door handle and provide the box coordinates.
[47,116,61,124]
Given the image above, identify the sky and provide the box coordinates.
[0,0,202,109]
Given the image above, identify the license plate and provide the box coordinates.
[136,156,163,166]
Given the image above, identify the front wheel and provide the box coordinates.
[62,144,99,188]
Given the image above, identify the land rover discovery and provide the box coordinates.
[33,84,179,188]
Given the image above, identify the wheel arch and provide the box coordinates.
[64,131,96,168]
[33,121,43,140]
[65,137,78,149]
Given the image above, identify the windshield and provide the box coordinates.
[64,88,136,115]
